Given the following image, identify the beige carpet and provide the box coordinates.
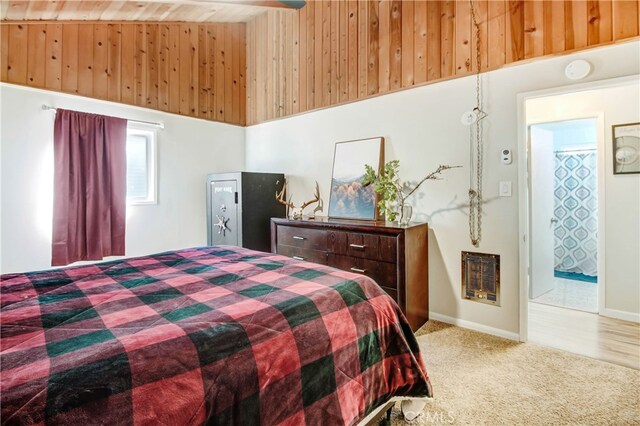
[389,321,640,425]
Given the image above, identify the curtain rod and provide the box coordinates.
[41,105,164,129]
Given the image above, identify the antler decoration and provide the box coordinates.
[275,179,322,220]
[300,182,321,210]
[275,179,295,211]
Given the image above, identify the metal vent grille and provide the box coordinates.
[462,251,500,306]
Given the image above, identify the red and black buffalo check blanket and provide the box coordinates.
[1,246,432,425]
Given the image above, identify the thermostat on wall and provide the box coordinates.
[501,149,512,165]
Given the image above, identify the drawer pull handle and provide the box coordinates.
[349,244,366,249]
[292,236,306,240]
[350,267,366,273]
[293,256,305,261]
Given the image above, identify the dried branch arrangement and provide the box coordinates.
[363,161,460,222]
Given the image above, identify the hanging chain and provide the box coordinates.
[468,0,483,247]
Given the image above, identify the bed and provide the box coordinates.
[1,246,432,425]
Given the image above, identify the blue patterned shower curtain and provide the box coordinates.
[553,151,598,277]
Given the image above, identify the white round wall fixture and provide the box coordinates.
[460,111,477,125]
[565,59,592,80]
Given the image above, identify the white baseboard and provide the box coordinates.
[600,308,640,323]
[429,312,520,341]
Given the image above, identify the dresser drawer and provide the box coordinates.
[277,225,327,250]
[277,244,328,265]
[327,253,397,290]
[328,231,397,262]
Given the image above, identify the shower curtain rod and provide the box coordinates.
[553,147,596,153]
[41,105,164,129]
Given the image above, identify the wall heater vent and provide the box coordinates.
[462,251,500,306]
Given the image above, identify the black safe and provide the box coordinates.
[206,172,286,253]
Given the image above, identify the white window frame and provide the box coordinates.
[126,124,157,205]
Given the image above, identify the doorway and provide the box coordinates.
[518,76,640,370]
[529,118,599,313]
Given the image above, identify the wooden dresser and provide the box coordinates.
[271,218,428,330]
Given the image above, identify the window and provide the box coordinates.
[126,126,156,204]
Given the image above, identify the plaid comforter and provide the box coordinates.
[1,246,432,425]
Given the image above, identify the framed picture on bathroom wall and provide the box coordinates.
[612,122,640,175]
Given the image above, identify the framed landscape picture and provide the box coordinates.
[612,122,640,175]
[328,137,384,220]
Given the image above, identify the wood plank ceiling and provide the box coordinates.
[1,1,299,23]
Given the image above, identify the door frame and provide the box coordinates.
[517,75,637,342]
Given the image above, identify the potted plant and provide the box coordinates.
[362,161,459,224]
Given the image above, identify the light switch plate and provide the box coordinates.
[499,181,512,197]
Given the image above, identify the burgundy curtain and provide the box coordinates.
[52,109,127,266]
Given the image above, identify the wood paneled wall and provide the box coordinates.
[0,22,246,125]
[246,0,640,125]
[1,1,638,127]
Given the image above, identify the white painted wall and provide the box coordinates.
[0,83,245,274]
[246,41,640,335]
[527,82,640,319]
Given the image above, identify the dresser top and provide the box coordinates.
[271,217,427,233]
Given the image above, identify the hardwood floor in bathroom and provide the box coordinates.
[528,302,640,370]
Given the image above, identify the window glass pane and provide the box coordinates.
[126,134,148,200]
